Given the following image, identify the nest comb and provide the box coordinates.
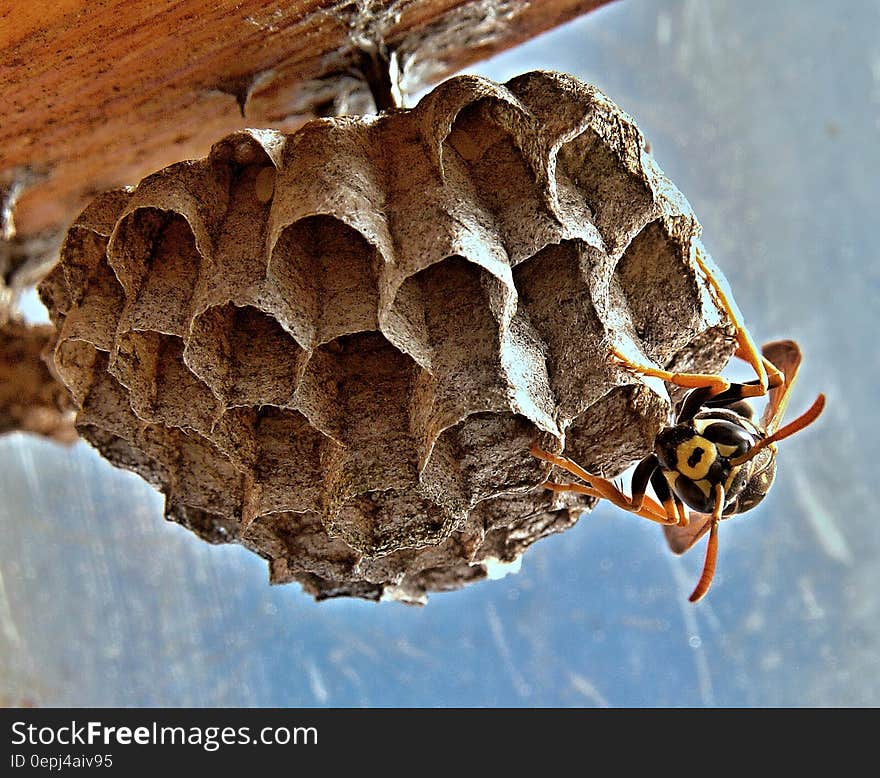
[38,71,734,603]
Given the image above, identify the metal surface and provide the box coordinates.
[2,0,877,707]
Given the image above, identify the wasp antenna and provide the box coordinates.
[767,392,825,442]
[688,520,718,602]
[730,393,825,466]
[688,484,724,602]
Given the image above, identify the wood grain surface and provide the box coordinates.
[1,0,611,252]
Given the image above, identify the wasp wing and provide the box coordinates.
[761,339,802,433]
[663,513,713,555]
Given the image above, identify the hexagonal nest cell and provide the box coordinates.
[38,71,735,603]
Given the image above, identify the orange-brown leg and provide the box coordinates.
[608,344,781,403]
[530,444,675,525]
[647,464,686,525]
[610,247,775,400]
[673,493,689,526]
[692,247,767,388]
[688,482,725,603]
[731,349,785,399]
[609,346,731,396]
[543,481,673,525]
[529,444,598,483]
[659,498,682,524]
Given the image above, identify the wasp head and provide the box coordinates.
[655,410,771,517]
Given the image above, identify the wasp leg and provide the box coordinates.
[630,453,659,509]
[530,445,674,525]
[675,377,772,425]
[719,364,784,405]
[728,350,785,400]
[542,481,602,499]
[543,481,671,525]
[647,464,683,525]
[729,346,785,398]
[610,345,782,406]
[612,238,787,401]
[693,247,769,393]
[609,346,731,395]
[676,385,718,425]
[673,494,689,526]
[688,483,725,602]
[529,444,596,483]
[625,454,679,525]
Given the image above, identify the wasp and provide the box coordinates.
[530,253,825,602]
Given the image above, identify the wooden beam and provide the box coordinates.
[1,0,612,255]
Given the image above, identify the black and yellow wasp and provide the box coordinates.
[531,255,825,602]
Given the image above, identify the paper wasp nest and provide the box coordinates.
[38,71,732,603]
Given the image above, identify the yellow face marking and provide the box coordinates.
[676,436,716,480]
[716,443,739,458]
[694,479,712,498]
[724,465,742,492]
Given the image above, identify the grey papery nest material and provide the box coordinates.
[38,71,734,603]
